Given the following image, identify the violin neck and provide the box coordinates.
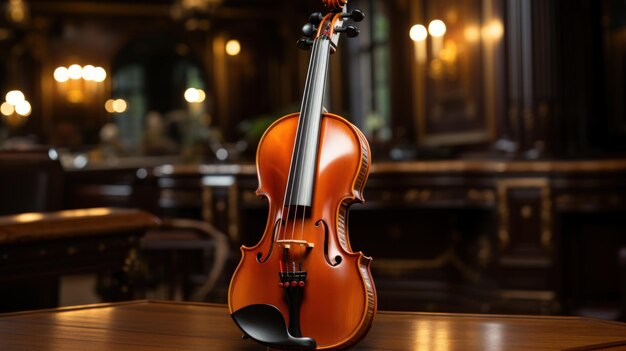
[284,37,332,208]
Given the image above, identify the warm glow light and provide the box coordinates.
[439,40,458,63]
[410,24,428,42]
[464,26,480,42]
[61,208,112,217]
[8,0,26,23]
[67,90,84,103]
[10,9,25,23]
[428,20,447,37]
[184,88,199,103]
[184,88,205,103]
[482,20,504,40]
[5,90,25,105]
[112,99,127,113]
[196,89,206,103]
[15,213,45,223]
[104,99,115,113]
[81,65,96,81]
[54,67,70,82]
[68,64,82,79]
[92,67,107,82]
[55,65,105,83]
[106,98,127,113]
[225,39,241,56]
[14,100,31,116]
[0,102,14,116]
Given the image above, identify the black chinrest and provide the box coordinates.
[231,304,316,350]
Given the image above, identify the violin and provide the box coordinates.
[228,1,376,349]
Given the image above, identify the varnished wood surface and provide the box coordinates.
[0,208,159,244]
[1,300,625,350]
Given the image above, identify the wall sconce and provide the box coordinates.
[53,64,107,103]
[411,19,453,80]
[1,90,31,127]
[409,24,428,64]
[411,18,492,80]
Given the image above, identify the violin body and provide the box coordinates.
[228,112,376,350]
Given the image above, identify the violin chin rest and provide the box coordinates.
[231,304,317,350]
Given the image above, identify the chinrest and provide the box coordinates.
[231,304,316,350]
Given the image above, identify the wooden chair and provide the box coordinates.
[140,165,230,301]
[140,218,229,301]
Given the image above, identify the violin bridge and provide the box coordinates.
[277,240,314,250]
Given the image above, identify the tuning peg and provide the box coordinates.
[334,25,359,38]
[309,12,324,25]
[297,37,314,50]
[302,23,317,37]
[342,9,365,22]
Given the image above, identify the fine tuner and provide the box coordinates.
[297,9,365,51]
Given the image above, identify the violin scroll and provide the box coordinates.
[298,2,365,51]
[322,0,347,11]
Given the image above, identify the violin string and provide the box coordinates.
[296,34,326,245]
[291,37,321,243]
[298,37,329,246]
[281,74,309,247]
[277,44,314,254]
[282,37,319,247]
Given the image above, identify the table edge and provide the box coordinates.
[1,300,625,328]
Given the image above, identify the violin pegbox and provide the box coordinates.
[297,2,365,52]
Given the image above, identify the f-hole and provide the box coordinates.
[315,219,342,267]
[257,218,282,263]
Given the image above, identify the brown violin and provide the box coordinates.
[228,1,376,349]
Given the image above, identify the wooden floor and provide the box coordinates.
[0,300,625,350]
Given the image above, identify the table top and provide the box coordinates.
[1,300,625,350]
[0,208,159,245]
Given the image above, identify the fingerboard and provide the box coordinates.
[283,37,331,208]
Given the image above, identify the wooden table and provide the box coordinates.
[1,301,625,350]
[0,207,159,282]
[0,208,159,311]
